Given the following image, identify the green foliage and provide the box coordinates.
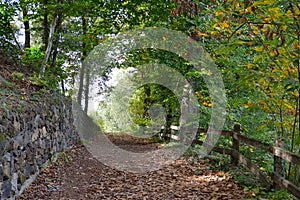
[183,146,198,157]
[28,72,61,91]
[18,46,67,90]
[89,112,106,131]
[21,46,44,73]
[44,177,52,182]
[11,72,24,81]
[178,0,300,190]
[150,135,165,144]
[250,189,292,200]
[118,48,212,130]
[0,2,21,63]
[128,84,180,127]
[0,2,15,44]
[2,0,299,196]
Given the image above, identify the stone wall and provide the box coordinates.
[0,93,79,199]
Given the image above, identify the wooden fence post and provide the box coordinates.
[232,124,240,166]
[274,138,284,190]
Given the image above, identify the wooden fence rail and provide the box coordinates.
[167,124,300,198]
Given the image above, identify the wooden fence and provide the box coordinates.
[167,124,300,198]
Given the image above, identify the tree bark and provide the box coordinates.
[143,85,151,120]
[40,0,63,77]
[78,15,88,112]
[40,14,58,77]
[43,0,49,49]
[51,14,62,68]
[82,15,90,113]
[21,2,30,48]
[77,64,84,107]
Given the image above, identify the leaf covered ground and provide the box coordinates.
[17,134,252,200]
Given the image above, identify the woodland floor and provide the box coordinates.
[17,134,252,200]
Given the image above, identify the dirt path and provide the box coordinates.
[17,134,250,199]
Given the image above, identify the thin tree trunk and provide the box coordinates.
[40,13,58,77]
[50,14,63,91]
[287,99,298,180]
[179,82,191,134]
[143,85,151,120]
[179,81,198,143]
[61,80,65,93]
[12,30,22,51]
[77,65,84,107]
[51,14,62,68]
[43,0,49,49]
[40,0,62,77]
[78,15,88,112]
[21,3,30,48]
[82,15,90,113]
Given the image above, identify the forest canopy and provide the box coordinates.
[0,0,299,188]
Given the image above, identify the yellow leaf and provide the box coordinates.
[264,16,271,22]
[272,68,280,73]
[197,32,208,37]
[258,78,267,84]
[247,41,255,45]
[269,7,280,13]
[212,23,218,29]
[258,99,265,104]
[253,0,275,6]
[245,6,252,13]
[277,47,286,54]
[221,21,229,28]
[244,100,252,108]
[215,11,223,16]
[284,102,296,115]
[237,40,247,45]
[257,124,265,131]
[258,100,269,109]
[293,40,298,49]
[282,68,289,76]
[200,132,206,137]
[281,25,287,31]
[237,40,254,45]
[254,55,262,62]
[254,46,264,52]
[291,92,299,97]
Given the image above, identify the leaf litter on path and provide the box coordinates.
[17,134,250,199]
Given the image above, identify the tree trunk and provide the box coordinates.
[179,81,197,142]
[83,15,90,113]
[40,14,58,77]
[78,15,88,112]
[43,0,49,49]
[143,85,151,120]
[40,0,62,77]
[77,65,84,108]
[21,3,30,48]
[51,14,62,68]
